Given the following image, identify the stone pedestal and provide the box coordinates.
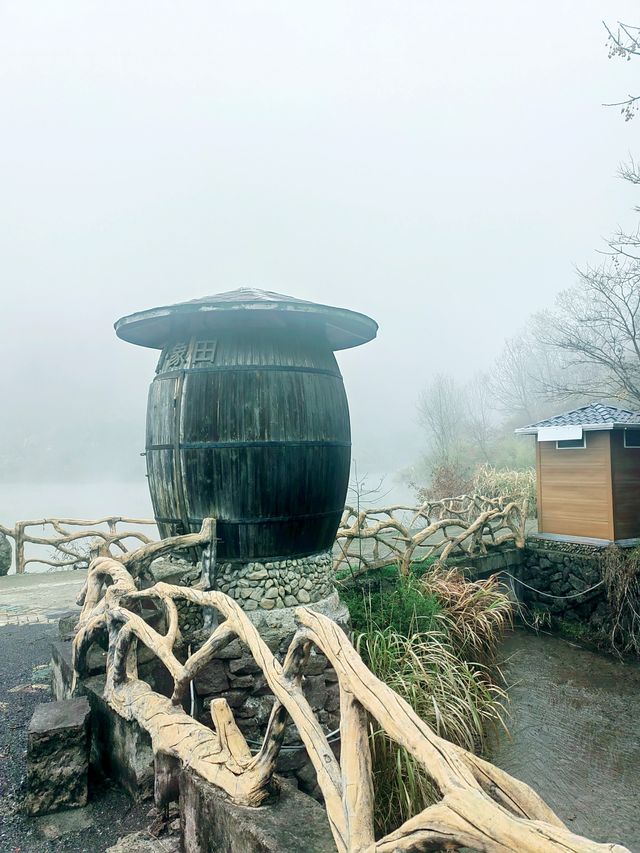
[180,770,335,853]
[25,698,91,815]
[168,550,348,796]
[189,588,348,796]
[54,552,348,801]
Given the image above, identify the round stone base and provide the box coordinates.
[215,552,333,611]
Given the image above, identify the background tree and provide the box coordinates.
[416,374,467,469]
[464,373,494,463]
[414,373,535,500]
[604,20,640,120]
[489,333,551,423]
[533,261,640,405]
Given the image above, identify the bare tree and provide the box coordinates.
[488,329,579,423]
[490,334,543,422]
[416,374,466,467]
[604,20,640,120]
[464,373,494,462]
[533,260,640,406]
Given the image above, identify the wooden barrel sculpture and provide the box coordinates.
[115,289,377,561]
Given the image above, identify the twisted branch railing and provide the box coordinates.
[0,516,157,574]
[71,520,627,853]
[335,495,528,577]
[1,494,527,577]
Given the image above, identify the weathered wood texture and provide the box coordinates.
[610,430,640,539]
[146,328,351,561]
[336,495,527,577]
[537,433,614,540]
[0,517,156,574]
[72,523,629,853]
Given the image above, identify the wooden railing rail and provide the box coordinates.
[0,516,157,574]
[71,520,627,853]
[335,494,528,577]
[2,492,528,577]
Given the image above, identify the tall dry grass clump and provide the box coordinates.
[421,567,513,662]
[472,463,537,516]
[346,568,512,837]
[600,545,640,656]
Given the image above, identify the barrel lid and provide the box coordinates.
[114,288,378,351]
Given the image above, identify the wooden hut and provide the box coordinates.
[515,402,640,543]
[115,288,377,562]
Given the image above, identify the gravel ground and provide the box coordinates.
[0,623,153,853]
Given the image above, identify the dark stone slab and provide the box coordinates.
[51,639,75,701]
[25,698,91,815]
[83,674,154,800]
[0,531,11,576]
[180,770,335,853]
[58,611,80,641]
[29,698,90,734]
[50,640,154,799]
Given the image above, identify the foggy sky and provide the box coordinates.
[1,1,639,485]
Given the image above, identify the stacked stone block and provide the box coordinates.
[25,698,91,815]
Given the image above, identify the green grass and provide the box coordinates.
[339,567,512,838]
[340,573,442,637]
[555,619,590,642]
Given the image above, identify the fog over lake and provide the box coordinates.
[1,0,638,513]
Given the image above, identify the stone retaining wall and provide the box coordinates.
[513,538,608,631]
[190,591,348,798]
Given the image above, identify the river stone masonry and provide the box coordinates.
[515,537,608,630]
[215,552,334,611]
[190,590,348,798]
[145,553,345,798]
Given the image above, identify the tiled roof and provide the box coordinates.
[516,402,640,433]
[184,288,311,306]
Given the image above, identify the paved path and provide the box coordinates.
[0,570,86,626]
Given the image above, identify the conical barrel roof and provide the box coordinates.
[115,287,377,351]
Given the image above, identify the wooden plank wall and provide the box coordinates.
[537,431,614,540]
[610,430,640,540]
[145,329,353,560]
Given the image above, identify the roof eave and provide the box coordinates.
[515,422,640,436]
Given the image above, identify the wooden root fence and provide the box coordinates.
[335,495,528,578]
[71,519,626,853]
[1,494,527,577]
[0,516,157,574]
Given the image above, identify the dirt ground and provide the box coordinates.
[0,621,154,853]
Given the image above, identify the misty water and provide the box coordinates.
[495,631,640,850]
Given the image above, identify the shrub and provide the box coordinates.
[471,463,537,515]
[421,567,513,663]
[340,573,441,637]
[357,626,507,836]
[415,462,473,502]
[342,568,512,837]
[413,462,536,515]
[600,545,640,656]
